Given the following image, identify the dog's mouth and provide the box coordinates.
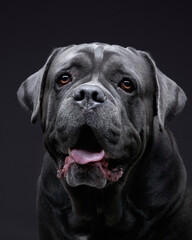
[56,126,124,183]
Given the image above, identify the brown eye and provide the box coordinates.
[57,73,72,87]
[119,78,136,93]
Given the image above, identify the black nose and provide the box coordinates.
[73,85,106,109]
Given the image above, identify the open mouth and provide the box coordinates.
[56,126,124,182]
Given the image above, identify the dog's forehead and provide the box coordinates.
[55,43,143,66]
[51,43,153,86]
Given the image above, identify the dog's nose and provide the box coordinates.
[73,85,106,108]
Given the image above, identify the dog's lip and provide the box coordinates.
[57,148,124,182]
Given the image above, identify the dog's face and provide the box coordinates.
[41,44,155,188]
[17,43,186,189]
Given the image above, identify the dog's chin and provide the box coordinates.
[64,163,108,189]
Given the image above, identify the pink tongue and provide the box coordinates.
[70,149,105,165]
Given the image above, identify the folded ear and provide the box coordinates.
[141,52,187,131]
[17,47,62,123]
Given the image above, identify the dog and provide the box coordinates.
[17,43,192,240]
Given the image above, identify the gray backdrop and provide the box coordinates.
[1,1,192,240]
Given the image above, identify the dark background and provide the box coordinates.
[1,1,192,239]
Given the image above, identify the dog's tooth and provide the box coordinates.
[111,168,118,173]
[68,148,71,155]
[104,152,110,159]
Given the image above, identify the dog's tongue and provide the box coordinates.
[70,149,105,165]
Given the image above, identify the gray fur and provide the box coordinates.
[17,43,192,240]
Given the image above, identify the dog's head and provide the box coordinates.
[17,43,186,189]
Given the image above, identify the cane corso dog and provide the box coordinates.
[17,43,192,240]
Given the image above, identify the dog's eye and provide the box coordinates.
[57,73,72,87]
[119,78,136,93]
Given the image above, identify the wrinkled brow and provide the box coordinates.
[65,54,92,69]
[103,60,138,79]
[54,51,93,70]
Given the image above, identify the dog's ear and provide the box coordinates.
[141,52,187,131]
[17,48,61,123]
[17,47,68,124]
